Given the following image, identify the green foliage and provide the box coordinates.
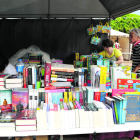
[111,14,140,33]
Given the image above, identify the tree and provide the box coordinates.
[111,14,140,33]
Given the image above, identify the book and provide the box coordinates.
[5,82,23,89]
[12,88,29,112]
[0,89,12,112]
[94,92,100,101]
[15,109,36,125]
[0,74,10,81]
[100,92,106,102]
[5,74,23,83]
[122,94,140,122]
[112,66,131,89]
[51,63,74,73]
[0,112,16,123]
[51,71,74,76]
[117,95,127,124]
[133,83,140,92]
[112,96,122,124]
[112,89,135,97]
[16,125,36,131]
[105,97,117,124]
[44,61,51,87]
[117,78,140,89]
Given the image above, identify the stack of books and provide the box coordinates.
[0,74,10,89]
[0,112,16,130]
[49,63,74,87]
[15,109,37,131]
[5,75,23,89]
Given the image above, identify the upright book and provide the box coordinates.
[12,88,29,112]
[0,89,12,112]
[122,94,140,122]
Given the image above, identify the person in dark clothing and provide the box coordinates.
[16,101,23,112]
[129,28,140,73]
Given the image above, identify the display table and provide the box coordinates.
[0,122,140,137]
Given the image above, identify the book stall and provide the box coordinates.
[0,51,140,140]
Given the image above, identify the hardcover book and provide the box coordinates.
[5,74,23,83]
[12,88,29,112]
[15,109,36,125]
[122,94,140,122]
[0,89,12,112]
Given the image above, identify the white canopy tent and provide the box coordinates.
[110,29,129,38]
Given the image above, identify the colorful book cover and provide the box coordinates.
[94,92,100,101]
[0,89,12,112]
[100,92,106,102]
[112,89,135,97]
[16,109,36,120]
[12,88,29,112]
[113,66,131,89]
[100,66,107,91]
[133,83,140,92]
[117,79,140,89]
[122,94,140,122]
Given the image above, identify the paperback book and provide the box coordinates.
[0,89,12,112]
[12,88,29,112]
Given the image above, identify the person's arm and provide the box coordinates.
[116,55,123,65]
[133,63,140,72]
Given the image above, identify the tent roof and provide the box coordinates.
[109,29,129,38]
[0,0,140,18]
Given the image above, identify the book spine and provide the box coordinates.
[51,74,73,79]
[44,62,51,87]
[51,77,73,82]
[23,68,27,88]
[73,70,78,87]
[84,68,87,86]
[28,67,32,86]
[51,71,74,76]
[25,68,28,87]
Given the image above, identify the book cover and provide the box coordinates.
[0,89,12,112]
[94,92,100,101]
[99,66,107,91]
[133,83,140,92]
[100,92,106,102]
[112,89,135,97]
[12,88,29,112]
[0,112,16,123]
[113,66,131,89]
[122,94,140,122]
[117,79,140,89]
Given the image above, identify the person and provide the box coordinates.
[99,39,123,65]
[0,51,17,75]
[16,101,23,112]
[129,28,140,73]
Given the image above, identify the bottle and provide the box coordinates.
[16,59,24,78]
